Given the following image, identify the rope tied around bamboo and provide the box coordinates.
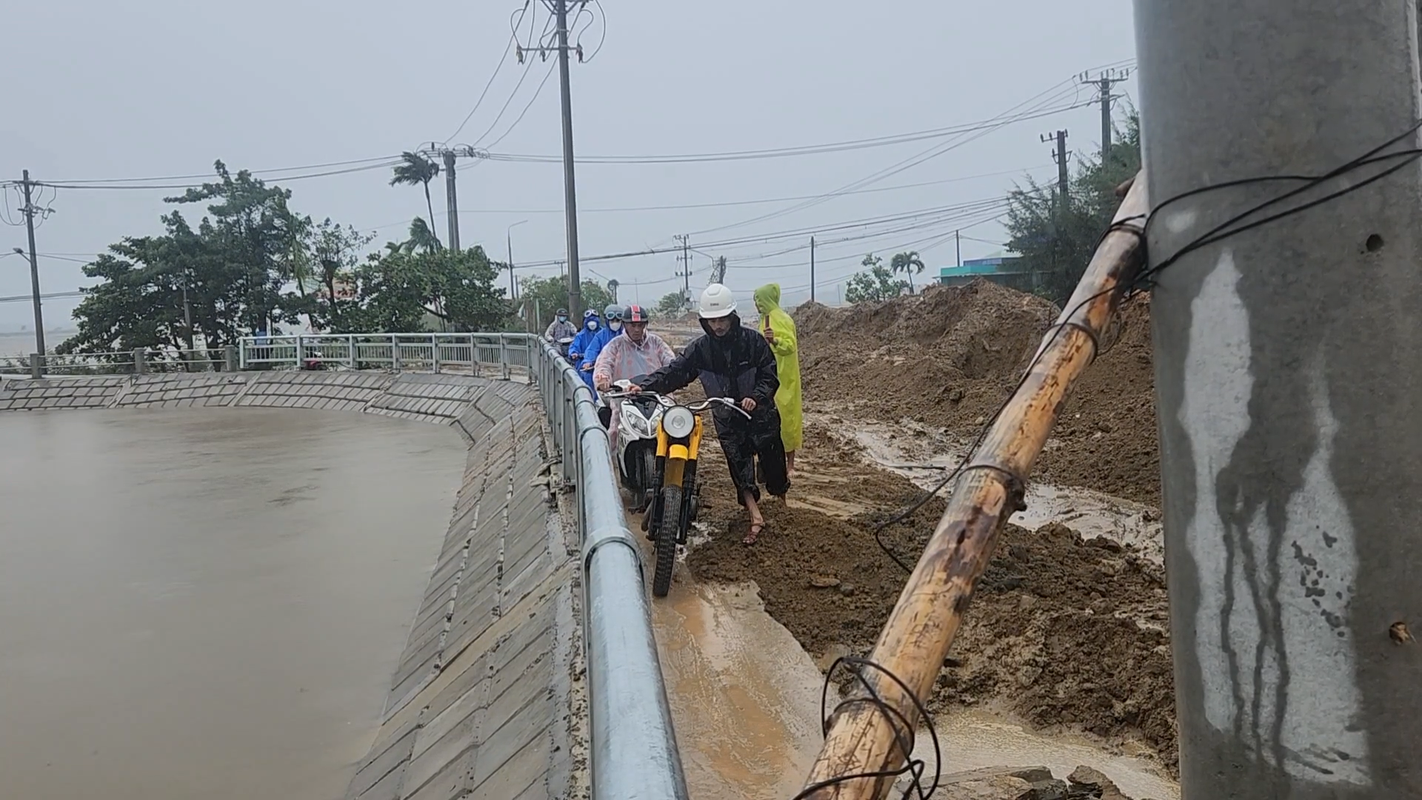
[796,170,1150,800]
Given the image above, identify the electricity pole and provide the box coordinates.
[419,144,477,252]
[442,149,460,251]
[18,171,45,371]
[1080,69,1130,161]
[1041,129,1070,209]
[506,219,527,301]
[674,234,691,307]
[1138,1,1422,798]
[809,235,816,303]
[554,0,584,317]
[516,0,589,316]
[955,229,962,267]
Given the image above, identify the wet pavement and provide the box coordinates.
[0,408,466,800]
[650,579,825,799]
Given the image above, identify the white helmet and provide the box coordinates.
[699,283,737,319]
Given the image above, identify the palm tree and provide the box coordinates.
[607,279,619,303]
[890,250,926,294]
[389,152,442,249]
[405,217,442,253]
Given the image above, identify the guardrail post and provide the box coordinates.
[347,337,357,369]
[431,333,440,374]
[294,334,304,369]
[500,336,510,380]
[133,348,147,375]
[29,354,41,379]
[391,334,401,372]
[224,346,238,372]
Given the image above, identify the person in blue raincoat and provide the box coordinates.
[581,304,625,373]
[568,309,602,391]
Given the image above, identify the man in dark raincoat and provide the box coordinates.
[629,283,790,544]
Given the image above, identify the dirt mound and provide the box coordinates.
[683,431,1177,770]
[794,281,1161,505]
[1035,297,1159,505]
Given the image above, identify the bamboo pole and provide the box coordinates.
[798,171,1150,799]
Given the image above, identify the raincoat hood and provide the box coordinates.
[753,284,782,314]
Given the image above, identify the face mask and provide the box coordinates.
[588,320,599,330]
[609,320,622,331]
[557,315,567,323]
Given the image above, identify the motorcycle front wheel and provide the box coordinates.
[652,485,682,598]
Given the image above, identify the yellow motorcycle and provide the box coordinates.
[605,388,749,597]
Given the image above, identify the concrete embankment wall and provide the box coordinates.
[0,371,584,800]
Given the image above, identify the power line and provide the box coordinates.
[479,101,1093,165]
[443,2,530,144]
[481,60,559,150]
[22,155,403,187]
[682,75,1093,239]
[22,160,403,192]
[362,165,1045,230]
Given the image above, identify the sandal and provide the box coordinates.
[744,521,764,545]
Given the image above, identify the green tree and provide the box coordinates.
[356,246,507,333]
[517,274,613,329]
[1005,111,1142,304]
[309,219,374,332]
[389,152,442,249]
[62,162,310,358]
[655,291,686,316]
[889,250,926,294]
[843,254,908,304]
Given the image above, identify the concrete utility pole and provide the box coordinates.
[809,235,816,303]
[1137,2,1422,798]
[955,229,962,267]
[553,0,585,318]
[18,171,45,372]
[1080,69,1130,161]
[1041,129,1070,210]
[516,0,588,316]
[674,233,691,306]
[441,149,460,251]
[506,219,527,301]
[419,144,477,252]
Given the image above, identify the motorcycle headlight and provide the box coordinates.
[621,403,653,438]
[662,406,695,439]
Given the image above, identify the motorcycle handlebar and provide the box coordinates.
[599,390,753,420]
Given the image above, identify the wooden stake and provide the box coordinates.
[798,171,1150,799]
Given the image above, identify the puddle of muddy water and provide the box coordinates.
[848,423,1164,563]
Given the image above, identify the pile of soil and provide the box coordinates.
[793,280,1161,505]
[684,433,1178,771]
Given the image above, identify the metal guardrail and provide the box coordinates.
[237,333,531,377]
[530,337,690,800]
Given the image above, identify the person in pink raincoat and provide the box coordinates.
[593,304,678,443]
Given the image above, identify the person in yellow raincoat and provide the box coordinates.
[753,283,804,476]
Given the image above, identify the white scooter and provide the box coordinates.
[605,377,667,512]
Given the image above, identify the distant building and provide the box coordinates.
[937,255,1036,293]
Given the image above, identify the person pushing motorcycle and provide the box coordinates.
[627,283,790,545]
[593,304,676,443]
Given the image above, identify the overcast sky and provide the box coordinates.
[0,0,1136,330]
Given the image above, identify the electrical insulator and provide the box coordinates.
[515,45,524,63]
[576,44,584,62]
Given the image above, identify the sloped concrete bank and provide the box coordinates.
[0,371,586,800]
